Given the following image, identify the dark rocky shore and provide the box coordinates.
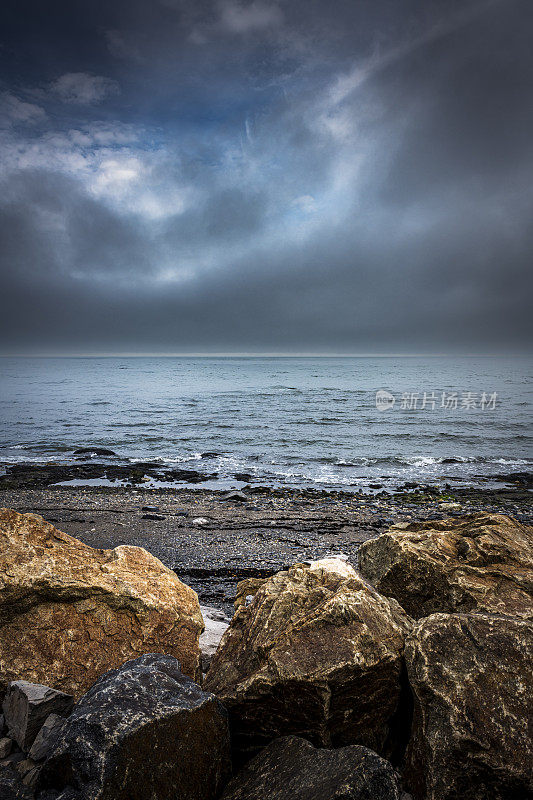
[0,497,532,799]
[1,465,531,613]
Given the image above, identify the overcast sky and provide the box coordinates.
[1,0,532,353]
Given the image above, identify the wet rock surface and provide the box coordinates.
[204,558,411,762]
[0,462,217,489]
[358,513,533,618]
[220,735,401,800]
[0,507,204,697]
[404,612,533,800]
[36,654,231,800]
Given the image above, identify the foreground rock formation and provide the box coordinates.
[220,735,401,800]
[404,612,533,800]
[36,654,231,800]
[205,558,411,761]
[2,683,73,752]
[0,508,204,697]
[358,513,533,618]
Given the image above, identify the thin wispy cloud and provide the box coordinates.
[329,0,506,106]
[50,73,119,105]
[0,93,46,125]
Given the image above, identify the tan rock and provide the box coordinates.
[358,513,533,619]
[205,558,412,762]
[234,577,268,612]
[404,612,533,800]
[0,508,204,697]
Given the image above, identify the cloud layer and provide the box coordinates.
[0,0,532,352]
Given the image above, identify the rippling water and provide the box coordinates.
[0,356,531,490]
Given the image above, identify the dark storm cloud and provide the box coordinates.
[0,0,532,352]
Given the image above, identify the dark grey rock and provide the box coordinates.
[221,491,248,502]
[29,715,66,762]
[0,736,13,758]
[36,653,231,800]
[23,765,42,790]
[220,735,401,800]
[1,753,26,767]
[73,448,117,456]
[15,758,37,778]
[2,682,74,751]
[0,770,34,800]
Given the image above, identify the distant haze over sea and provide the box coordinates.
[1,356,531,492]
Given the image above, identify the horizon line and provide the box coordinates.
[0,351,529,359]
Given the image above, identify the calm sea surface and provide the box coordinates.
[0,356,531,491]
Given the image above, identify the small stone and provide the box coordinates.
[437,502,461,511]
[193,517,209,526]
[2,681,74,751]
[141,513,166,520]
[221,491,248,502]
[199,606,230,673]
[0,736,12,758]
[22,766,41,789]
[15,758,37,778]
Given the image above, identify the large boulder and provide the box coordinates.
[36,654,231,800]
[220,735,401,800]
[204,558,412,761]
[358,513,533,619]
[404,612,533,800]
[0,508,204,697]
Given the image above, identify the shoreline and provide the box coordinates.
[2,479,531,614]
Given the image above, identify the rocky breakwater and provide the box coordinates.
[404,612,532,800]
[357,513,533,619]
[1,505,531,800]
[0,507,204,697]
[358,512,533,800]
[204,557,412,763]
[36,654,231,800]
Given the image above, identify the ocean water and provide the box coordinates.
[0,356,531,491]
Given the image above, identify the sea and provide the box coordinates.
[0,356,531,492]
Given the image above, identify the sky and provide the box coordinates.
[0,0,532,354]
